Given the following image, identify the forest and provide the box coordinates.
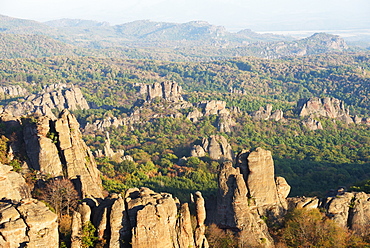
[0,51,370,202]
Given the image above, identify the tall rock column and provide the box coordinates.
[55,110,103,199]
[194,191,209,248]
[236,147,288,218]
[217,161,274,247]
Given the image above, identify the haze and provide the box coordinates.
[1,0,369,32]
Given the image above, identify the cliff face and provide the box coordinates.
[23,110,103,199]
[217,147,290,247]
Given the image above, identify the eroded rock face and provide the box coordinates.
[55,110,103,199]
[124,187,198,248]
[0,85,28,98]
[0,199,59,248]
[238,148,280,208]
[22,110,103,199]
[302,117,323,130]
[216,147,292,247]
[250,104,284,121]
[217,161,275,247]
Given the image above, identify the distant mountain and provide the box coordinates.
[44,18,110,28]
[0,33,87,59]
[0,14,57,36]
[0,15,354,60]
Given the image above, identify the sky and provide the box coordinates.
[1,0,369,32]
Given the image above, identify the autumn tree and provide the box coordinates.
[42,178,79,217]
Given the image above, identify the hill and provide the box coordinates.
[0,15,354,60]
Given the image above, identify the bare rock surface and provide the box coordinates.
[217,161,275,247]
[22,110,103,198]
[191,135,233,161]
[2,83,89,118]
[298,97,354,124]
[0,163,30,201]
[250,104,284,121]
[137,81,183,102]
[0,85,28,98]
[0,199,59,248]
[87,188,205,248]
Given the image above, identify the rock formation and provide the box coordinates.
[1,83,89,118]
[84,116,125,132]
[250,104,284,121]
[190,135,233,161]
[302,117,323,130]
[194,191,209,248]
[297,97,354,124]
[0,164,58,247]
[22,110,103,199]
[102,132,125,160]
[235,147,288,218]
[186,100,236,132]
[72,187,208,248]
[0,163,30,201]
[0,85,28,98]
[216,147,292,247]
[217,161,275,247]
[323,191,370,235]
[0,199,59,248]
[137,81,183,102]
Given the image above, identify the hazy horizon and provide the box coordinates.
[1,0,369,32]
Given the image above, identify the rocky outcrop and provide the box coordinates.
[2,84,89,118]
[0,85,28,98]
[250,104,284,121]
[216,147,292,247]
[84,116,125,132]
[194,191,209,248]
[323,191,370,236]
[126,187,204,248]
[190,135,233,161]
[102,132,124,160]
[137,81,183,102]
[236,147,288,218]
[217,161,275,247]
[197,100,227,116]
[23,110,103,199]
[0,163,30,201]
[186,100,236,132]
[290,189,370,236]
[302,117,323,130]
[297,97,354,124]
[79,188,207,248]
[0,199,59,248]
